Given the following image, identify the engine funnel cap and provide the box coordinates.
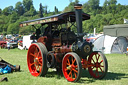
[74,4,82,9]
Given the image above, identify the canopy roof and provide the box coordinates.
[103,24,128,37]
[20,11,90,27]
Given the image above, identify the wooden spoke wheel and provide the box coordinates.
[88,51,108,79]
[27,43,48,77]
[62,52,82,82]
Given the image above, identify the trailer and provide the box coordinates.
[18,35,34,50]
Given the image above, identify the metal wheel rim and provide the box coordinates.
[27,44,43,77]
[88,52,107,79]
[62,52,81,82]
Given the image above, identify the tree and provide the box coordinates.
[23,0,33,11]
[39,3,43,17]
[75,0,79,4]
[44,5,48,14]
[23,5,36,16]
[103,0,108,8]
[7,22,19,34]
[54,6,58,14]
[29,5,36,16]
[9,12,19,23]
[103,0,108,14]
[63,2,75,12]
[2,6,14,16]
[107,0,117,14]
[0,8,2,15]
[108,0,117,5]
[88,0,100,10]
[83,2,90,13]
[15,1,25,15]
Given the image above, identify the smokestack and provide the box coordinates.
[74,4,83,41]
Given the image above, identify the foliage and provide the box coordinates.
[15,1,25,15]
[0,0,128,35]
[2,6,14,16]
[23,0,33,12]
[39,3,44,18]
[54,6,59,14]
[0,49,128,85]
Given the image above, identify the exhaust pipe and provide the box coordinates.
[74,4,83,41]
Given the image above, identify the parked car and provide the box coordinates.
[0,38,7,49]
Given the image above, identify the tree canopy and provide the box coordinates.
[0,0,128,35]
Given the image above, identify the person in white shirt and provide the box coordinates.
[7,41,10,50]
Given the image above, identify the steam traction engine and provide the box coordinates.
[20,4,108,82]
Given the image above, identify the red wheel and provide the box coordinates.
[88,51,108,79]
[62,52,82,82]
[27,43,48,77]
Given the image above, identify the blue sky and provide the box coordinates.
[0,0,128,11]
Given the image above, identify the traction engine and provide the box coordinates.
[20,4,108,82]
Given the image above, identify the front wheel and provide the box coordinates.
[88,51,108,79]
[62,52,82,82]
[27,43,48,77]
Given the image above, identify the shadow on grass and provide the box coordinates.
[45,70,63,79]
[82,69,128,79]
[45,69,128,84]
[79,69,128,83]
[104,72,128,80]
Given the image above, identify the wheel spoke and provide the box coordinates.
[67,59,71,65]
[95,68,99,77]
[74,65,78,68]
[99,67,103,73]
[100,65,104,67]
[30,53,37,58]
[95,54,98,61]
[70,71,72,79]
[38,61,42,66]
[100,60,103,64]
[74,71,77,79]
[72,68,78,73]
[68,70,72,76]
[35,47,38,54]
[88,62,95,66]
[92,58,96,64]
[38,57,42,60]
[65,68,68,71]
[72,58,76,65]
[30,62,35,66]
[96,54,100,62]
[37,52,40,57]
[67,63,70,66]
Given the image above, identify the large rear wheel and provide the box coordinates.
[88,51,108,79]
[62,52,82,82]
[27,43,48,77]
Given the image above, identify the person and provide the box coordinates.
[6,41,10,50]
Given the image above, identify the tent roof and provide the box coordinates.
[103,24,128,37]
[20,11,90,27]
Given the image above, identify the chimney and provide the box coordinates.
[74,4,83,41]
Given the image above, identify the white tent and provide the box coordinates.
[93,35,128,54]
[93,24,128,54]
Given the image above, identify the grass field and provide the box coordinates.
[0,48,128,85]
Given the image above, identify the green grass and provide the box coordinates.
[0,49,128,85]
